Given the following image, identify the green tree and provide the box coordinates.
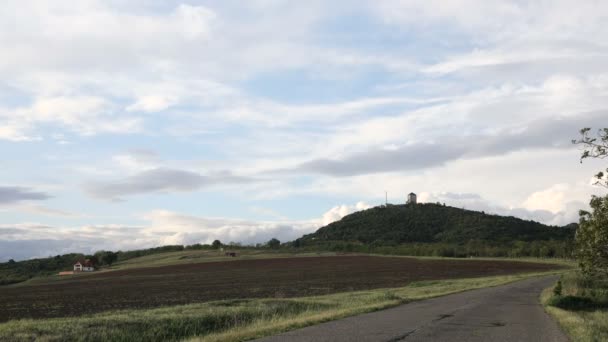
[573,128,608,277]
[267,238,281,249]
[575,195,608,277]
[95,251,118,267]
[86,255,99,266]
[105,252,118,266]
[211,240,222,249]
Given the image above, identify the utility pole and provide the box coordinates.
[385,191,388,206]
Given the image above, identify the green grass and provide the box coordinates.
[0,270,565,342]
[542,272,608,341]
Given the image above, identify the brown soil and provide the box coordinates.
[0,256,561,322]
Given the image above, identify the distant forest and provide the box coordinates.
[295,203,576,258]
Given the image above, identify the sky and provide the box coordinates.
[1,0,607,261]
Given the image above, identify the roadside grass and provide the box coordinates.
[542,272,608,341]
[0,270,565,342]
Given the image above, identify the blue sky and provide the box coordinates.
[1,0,607,260]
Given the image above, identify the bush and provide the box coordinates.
[553,279,563,296]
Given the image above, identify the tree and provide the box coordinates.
[573,127,608,277]
[211,240,222,249]
[95,251,118,267]
[267,238,281,249]
[575,195,608,277]
[105,252,118,266]
[87,255,100,266]
[573,127,608,188]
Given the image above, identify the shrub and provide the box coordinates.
[553,279,563,297]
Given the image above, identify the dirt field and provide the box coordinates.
[0,256,561,322]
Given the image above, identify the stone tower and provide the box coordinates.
[407,192,417,204]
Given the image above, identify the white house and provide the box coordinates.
[407,192,417,204]
[73,259,95,272]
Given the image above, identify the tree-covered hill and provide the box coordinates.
[298,203,576,246]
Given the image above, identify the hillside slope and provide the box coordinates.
[299,203,576,245]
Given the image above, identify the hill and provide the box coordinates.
[297,203,576,255]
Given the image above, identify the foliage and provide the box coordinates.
[267,238,281,249]
[573,127,608,188]
[115,245,185,262]
[544,272,608,342]
[95,251,119,266]
[575,195,608,277]
[291,240,573,258]
[573,127,608,278]
[0,254,85,285]
[297,203,575,251]
[211,240,222,249]
[548,273,608,311]
[554,279,563,297]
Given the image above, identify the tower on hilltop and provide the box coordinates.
[407,192,417,204]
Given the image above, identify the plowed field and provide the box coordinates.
[0,256,561,322]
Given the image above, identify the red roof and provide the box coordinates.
[74,259,95,267]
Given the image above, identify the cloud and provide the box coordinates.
[321,202,371,226]
[418,190,583,226]
[85,168,254,200]
[290,111,607,176]
[0,186,51,205]
[0,223,147,261]
[0,96,142,141]
[0,201,370,261]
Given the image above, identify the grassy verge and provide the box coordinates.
[0,270,564,342]
[541,272,608,341]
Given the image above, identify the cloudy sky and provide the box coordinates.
[1,0,606,261]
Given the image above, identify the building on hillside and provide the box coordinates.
[407,192,417,204]
[73,259,95,272]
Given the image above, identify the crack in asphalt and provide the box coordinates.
[385,329,418,342]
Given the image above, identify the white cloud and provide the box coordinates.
[0,201,371,261]
[321,202,372,226]
[523,184,570,213]
[126,95,178,113]
[0,96,142,139]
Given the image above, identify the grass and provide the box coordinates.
[542,272,608,341]
[0,269,565,342]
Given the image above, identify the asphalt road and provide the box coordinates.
[253,276,569,342]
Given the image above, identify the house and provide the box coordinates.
[407,192,417,204]
[73,259,95,272]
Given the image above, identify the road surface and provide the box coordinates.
[253,276,568,342]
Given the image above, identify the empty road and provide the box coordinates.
[253,276,568,342]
